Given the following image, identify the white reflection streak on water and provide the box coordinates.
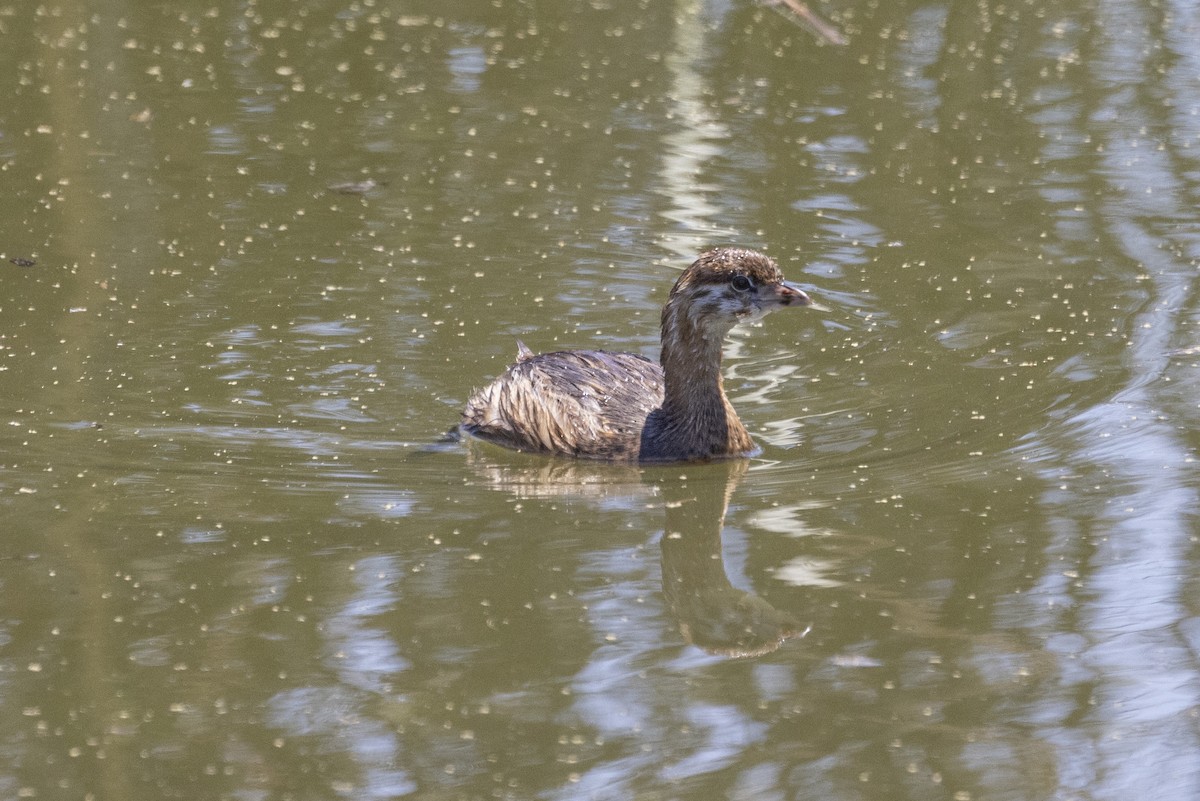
[267,555,415,797]
[327,555,412,692]
[561,549,672,799]
[656,0,740,263]
[1025,4,1200,797]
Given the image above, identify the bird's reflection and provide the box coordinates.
[657,459,808,658]
[463,447,808,657]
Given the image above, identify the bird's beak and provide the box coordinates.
[775,281,812,307]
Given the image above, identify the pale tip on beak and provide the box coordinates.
[777,280,813,307]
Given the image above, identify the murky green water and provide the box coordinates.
[2,0,1199,798]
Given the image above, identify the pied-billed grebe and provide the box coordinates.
[461,247,812,462]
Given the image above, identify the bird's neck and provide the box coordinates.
[656,307,753,457]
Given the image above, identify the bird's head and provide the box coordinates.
[664,247,811,341]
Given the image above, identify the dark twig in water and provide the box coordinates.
[762,0,848,46]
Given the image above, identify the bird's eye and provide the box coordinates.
[731,274,753,292]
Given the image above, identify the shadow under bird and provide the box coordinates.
[461,247,812,462]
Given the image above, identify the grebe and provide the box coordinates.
[461,247,812,462]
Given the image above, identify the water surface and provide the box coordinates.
[2,0,1199,799]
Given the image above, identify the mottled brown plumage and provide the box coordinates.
[461,247,811,462]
